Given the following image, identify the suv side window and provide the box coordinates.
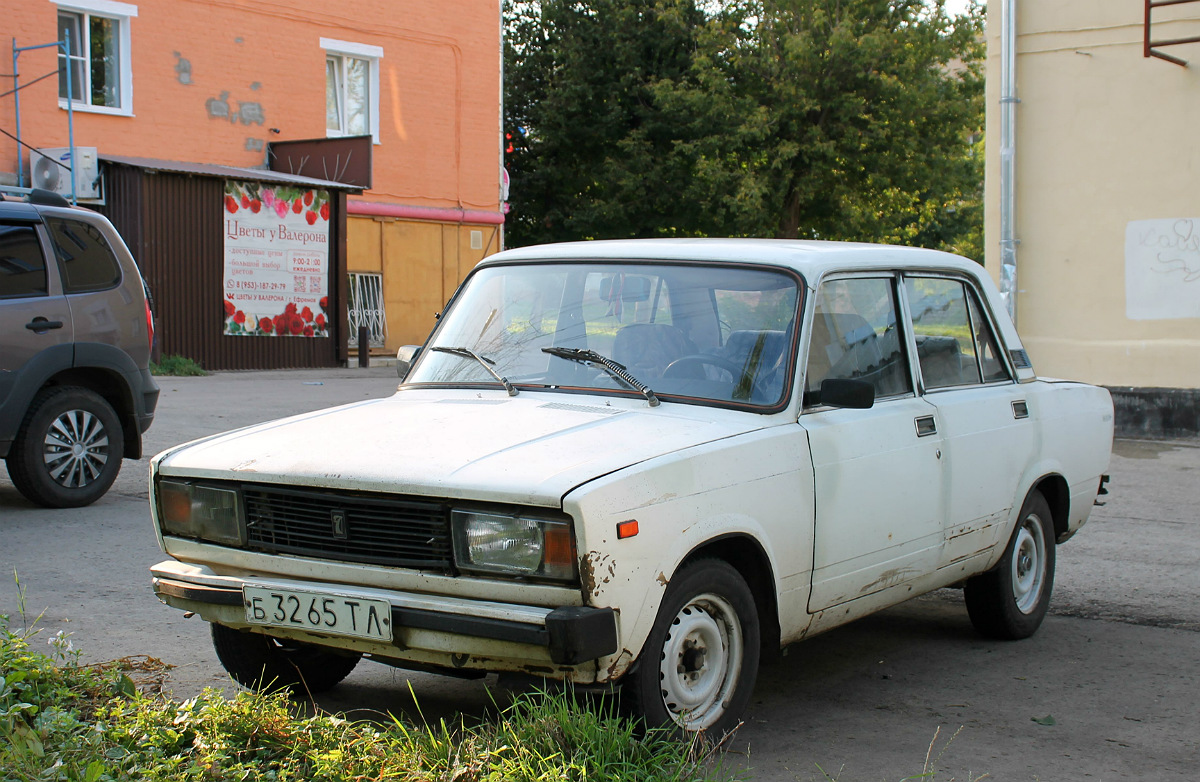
[805,277,911,404]
[46,217,122,293]
[0,224,49,298]
[905,276,1011,389]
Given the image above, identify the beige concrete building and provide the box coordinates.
[984,1,1200,395]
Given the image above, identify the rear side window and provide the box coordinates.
[46,217,122,293]
[0,224,48,298]
[905,277,1012,389]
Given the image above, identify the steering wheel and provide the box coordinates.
[663,354,744,381]
[664,354,778,402]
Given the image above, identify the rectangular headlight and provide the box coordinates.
[157,480,245,545]
[451,509,576,582]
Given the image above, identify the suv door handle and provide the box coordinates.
[25,318,64,333]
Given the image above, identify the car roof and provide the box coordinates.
[0,199,44,221]
[480,237,1031,381]
[479,238,981,284]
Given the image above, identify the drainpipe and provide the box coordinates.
[999,0,1019,323]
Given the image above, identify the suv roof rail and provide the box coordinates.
[0,186,71,208]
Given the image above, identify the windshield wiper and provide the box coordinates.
[541,347,660,407]
[431,346,518,396]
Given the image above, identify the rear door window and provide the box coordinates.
[46,217,122,293]
[0,224,49,298]
[905,277,1013,389]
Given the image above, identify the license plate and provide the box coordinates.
[243,585,393,642]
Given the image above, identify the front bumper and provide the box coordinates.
[150,560,618,667]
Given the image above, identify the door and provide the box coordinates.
[903,276,1033,566]
[0,221,73,411]
[800,276,946,612]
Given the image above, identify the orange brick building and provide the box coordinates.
[4,0,504,357]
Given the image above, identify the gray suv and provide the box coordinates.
[1,189,158,508]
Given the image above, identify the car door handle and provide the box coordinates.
[915,415,937,437]
[1012,400,1029,419]
[25,318,64,333]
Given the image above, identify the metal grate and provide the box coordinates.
[347,272,386,348]
[242,485,452,571]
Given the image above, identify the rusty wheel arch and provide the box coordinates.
[678,533,782,659]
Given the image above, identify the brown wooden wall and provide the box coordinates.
[99,164,347,370]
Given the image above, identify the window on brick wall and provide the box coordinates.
[322,38,381,144]
[56,0,137,115]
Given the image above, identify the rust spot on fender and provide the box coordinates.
[655,571,669,587]
[581,551,616,598]
[605,648,634,680]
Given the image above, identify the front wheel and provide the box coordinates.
[211,624,361,694]
[624,559,759,736]
[964,490,1056,640]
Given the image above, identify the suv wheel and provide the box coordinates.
[7,386,125,508]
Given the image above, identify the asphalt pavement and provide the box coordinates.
[1,367,1197,781]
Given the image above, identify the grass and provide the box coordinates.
[0,614,735,782]
[149,354,208,377]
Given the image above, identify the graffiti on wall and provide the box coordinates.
[177,42,269,155]
[1125,218,1200,320]
[173,52,192,84]
[205,91,265,125]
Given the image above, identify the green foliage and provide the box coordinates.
[504,0,985,258]
[149,355,208,376]
[0,617,134,782]
[0,619,731,782]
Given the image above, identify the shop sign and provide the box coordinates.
[223,180,332,337]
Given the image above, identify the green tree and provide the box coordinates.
[504,0,985,259]
[504,0,712,243]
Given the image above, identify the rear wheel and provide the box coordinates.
[964,490,1056,640]
[7,386,124,508]
[211,624,361,694]
[624,559,759,736]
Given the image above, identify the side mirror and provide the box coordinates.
[396,345,421,380]
[815,378,875,409]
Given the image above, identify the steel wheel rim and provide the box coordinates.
[1011,513,1047,614]
[658,593,742,731]
[42,409,109,489]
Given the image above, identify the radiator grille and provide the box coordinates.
[242,485,452,571]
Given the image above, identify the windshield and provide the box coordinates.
[407,261,802,409]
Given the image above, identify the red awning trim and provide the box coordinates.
[348,200,505,225]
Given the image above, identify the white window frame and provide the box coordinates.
[53,0,137,116]
[321,38,382,145]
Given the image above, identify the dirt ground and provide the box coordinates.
[2,367,1196,781]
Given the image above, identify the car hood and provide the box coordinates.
[154,389,765,507]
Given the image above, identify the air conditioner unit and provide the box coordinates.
[30,147,102,201]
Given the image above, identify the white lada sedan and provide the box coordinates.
[149,239,1113,735]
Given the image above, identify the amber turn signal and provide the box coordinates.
[616,520,639,539]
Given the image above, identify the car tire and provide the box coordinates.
[964,490,1056,640]
[6,386,125,508]
[624,558,760,737]
[211,624,361,694]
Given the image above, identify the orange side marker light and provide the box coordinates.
[616,520,639,539]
